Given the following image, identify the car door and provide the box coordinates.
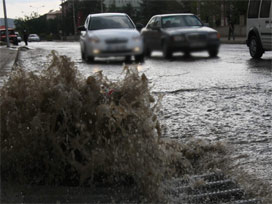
[149,17,163,50]
[80,16,89,52]
[247,0,261,38]
[142,17,156,50]
[142,17,162,51]
[259,0,272,50]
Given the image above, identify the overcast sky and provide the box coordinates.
[0,0,61,19]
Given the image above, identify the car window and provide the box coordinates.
[85,17,89,28]
[248,0,261,18]
[88,15,134,30]
[162,15,202,28]
[147,17,156,29]
[153,17,161,28]
[260,0,271,18]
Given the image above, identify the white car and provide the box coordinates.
[15,32,21,42]
[78,13,144,63]
[28,34,40,42]
[246,0,272,58]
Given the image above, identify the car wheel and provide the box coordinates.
[85,56,94,63]
[144,47,151,57]
[83,47,94,63]
[184,51,191,57]
[249,35,263,59]
[208,49,219,57]
[13,38,18,46]
[125,55,131,62]
[135,54,145,63]
[81,50,85,61]
[163,41,172,59]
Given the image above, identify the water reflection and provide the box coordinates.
[247,58,272,72]
[92,67,102,74]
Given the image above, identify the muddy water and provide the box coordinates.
[17,43,272,198]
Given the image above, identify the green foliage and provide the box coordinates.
[14,12,61,38]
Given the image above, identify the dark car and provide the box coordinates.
[141,13,220,59]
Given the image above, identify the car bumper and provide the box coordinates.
[84,41,144,57]
[171,39,220,52]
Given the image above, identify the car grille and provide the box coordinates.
[105,38,128,44]
[187,34,207,42]
[101,49,132,54]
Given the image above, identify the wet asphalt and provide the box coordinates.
[17,41,272,189]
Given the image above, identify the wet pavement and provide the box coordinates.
[13,41,272,194]
[0,46,18,87]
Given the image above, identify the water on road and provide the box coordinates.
[18,42,272,196]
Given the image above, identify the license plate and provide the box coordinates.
[107,44,127,51]
[190,42,206,48]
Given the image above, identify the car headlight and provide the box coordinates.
[209,32,220,39]
[173,35,185,42]
[88,37,100,43]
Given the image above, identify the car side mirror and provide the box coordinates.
[204,23,209,27]
[78,26,86,31]
[151,25,160,31]
[136,23,144,31]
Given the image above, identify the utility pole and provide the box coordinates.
[2,0,10,47]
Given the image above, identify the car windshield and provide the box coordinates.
[88,15,134,30]
[162,15,203,28]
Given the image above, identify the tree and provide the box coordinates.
[14,12,62,40]
[119,3,138,22]
[139,0,169,24]
[14,12,46,35]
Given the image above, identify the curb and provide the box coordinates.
[12,47,21,69]
[12,46,31,70]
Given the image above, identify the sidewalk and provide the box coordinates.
[0,45,19,87]
[220,36,246,44]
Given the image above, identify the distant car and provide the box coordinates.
[28,34,40,42]
[0,26,18,45]
[246,0,272,59]
[78,13,144,63]
[15,32,22,42]
[141,13,220,58]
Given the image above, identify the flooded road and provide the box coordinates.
[18,42,272,190]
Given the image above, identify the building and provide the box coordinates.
[45,10,62,20]
[0,18,15,28]
[104,0,141,9]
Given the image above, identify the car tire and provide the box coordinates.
[86,56,94,63]
[13,38,18,46]
[163,41,172,59]
[208,49,219,57]
[144,47,151,57]
[184,51,191,57]
[81,50,85,61]
[135,54,145,63]
[125,55,131,62]
[249,35,263,59]
[83,46,94,63]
